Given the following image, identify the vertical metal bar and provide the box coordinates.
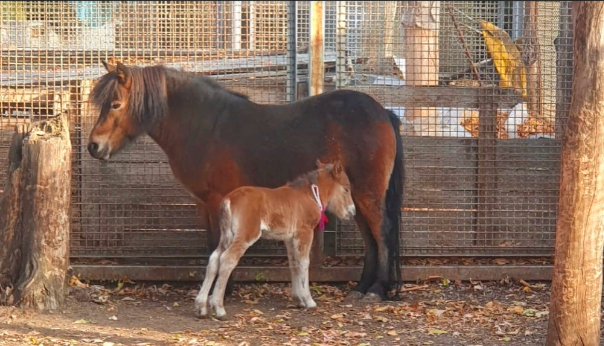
[555,1,573,139]
[497,1,506,29]
[511,1,524,40]
[217,1,224,49]
[249,1,256,50]
[286,1,297,103]
[233,1,242,51]
[309,1,325,96]
[335,1,347,89]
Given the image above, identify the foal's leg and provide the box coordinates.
[285,239,304,307]
[210,237,258,320]
[205,194,236,297]
[292,231,317,309]
[195,245,224,318]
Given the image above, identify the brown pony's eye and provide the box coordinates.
[111,102,121,110]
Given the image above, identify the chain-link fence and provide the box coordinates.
[0,2,572,268]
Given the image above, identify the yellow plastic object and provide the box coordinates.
[480,20,527,97]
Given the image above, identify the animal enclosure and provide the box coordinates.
[0,1,571,282]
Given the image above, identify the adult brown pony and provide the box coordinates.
[87,61,404,303]
[195,160,356,320]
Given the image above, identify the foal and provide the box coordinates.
[195,160,356,320]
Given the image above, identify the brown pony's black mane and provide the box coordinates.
[90,64,249,130]
[287,164,334,188]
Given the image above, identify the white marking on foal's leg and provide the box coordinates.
[298,255,317,309]
[195,248,222,318]
[285,239,304,307]
[210,243,250,320]
[293,236,317,309]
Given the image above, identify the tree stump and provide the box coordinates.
[0,113,72,310]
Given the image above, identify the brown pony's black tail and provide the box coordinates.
[385,109,404,299]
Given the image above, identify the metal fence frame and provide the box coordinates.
[0,1,572,282]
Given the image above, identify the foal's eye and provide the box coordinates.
[111,102,121,110]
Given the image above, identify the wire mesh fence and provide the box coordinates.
[0,1,572,263]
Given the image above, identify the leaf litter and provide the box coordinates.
[0,278,565,346]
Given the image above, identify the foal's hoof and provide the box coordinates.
[214,313,228,321]
[343,290,365,302]
[361,292,383,303]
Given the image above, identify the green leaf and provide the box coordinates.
[429,329,447,335]
[73,319,88,324]
[502,336,511,342]
[523,309,536,317]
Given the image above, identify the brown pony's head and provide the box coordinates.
[315,159,355,221]
[87,61,168,160]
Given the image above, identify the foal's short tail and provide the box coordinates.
[218,199,234,250]
[385,109,404,300]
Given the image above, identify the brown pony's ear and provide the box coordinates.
[102,60,117,73]
[116,61,132,89]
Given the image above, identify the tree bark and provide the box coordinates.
[401,1,441,136]
[546,2,604,345]
[0,113,72,310]
[521,2,543,117]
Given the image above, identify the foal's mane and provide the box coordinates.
[287,164,335,188]
[90,64,249,129]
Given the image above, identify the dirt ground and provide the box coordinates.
[3,275,599,346]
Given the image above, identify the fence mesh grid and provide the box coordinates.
[0,1,572,261]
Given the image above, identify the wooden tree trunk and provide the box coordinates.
[401,1,440,136]
[546,2,604,345]
[0,114,72,310]
[521,2,543,117]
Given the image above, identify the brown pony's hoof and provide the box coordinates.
[344,290,365,302]
[361,292,383,303]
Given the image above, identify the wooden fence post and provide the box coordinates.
[309,0,325,269]
[0,113,72,310]
[475,90,498,247]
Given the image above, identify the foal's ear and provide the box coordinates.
[332,161,344,176]
[316,159,326,169]
[116,61,132,89]
[102,60,117,73]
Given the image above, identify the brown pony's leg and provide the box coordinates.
[354,198,391,302]
[344,212,378,301]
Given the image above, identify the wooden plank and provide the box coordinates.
[71,264,556,283]
[0,52,339,87]
[336,210,477,256]
[475,90,498,247]
[489,139,561,248]
[340,85,523,109]
[403,138,477,210]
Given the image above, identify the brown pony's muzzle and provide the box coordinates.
[88,141,110,160]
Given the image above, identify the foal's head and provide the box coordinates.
[314,160,355,221]
[87,61,168,160]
